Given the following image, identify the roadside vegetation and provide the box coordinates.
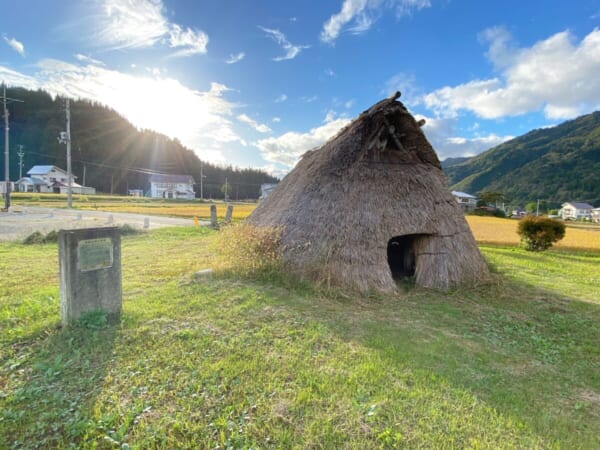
[1,223,599,448]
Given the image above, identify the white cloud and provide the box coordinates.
[74,53,105,66]
[258,26,310,61]
[382,72,422,106]
[416,115,513,160]
[237,113,272,133]
[320,0,431,44]
[300,95,318,103]
[3,36,25,56]
[0,66,38,89]
[225,52,245,64]
[272,117,281,123]
[17,59,240,163]
[90,0,208,57]
[423,28,600,120]
[275,94,287,103]
[255,116,351,168]
[325,68,336,77]
[168,24,209,57]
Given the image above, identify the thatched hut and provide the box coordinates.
[248,93,489,291]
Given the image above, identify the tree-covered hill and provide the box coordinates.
[444,111,600,207]
[0,87,277,199]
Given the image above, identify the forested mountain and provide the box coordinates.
[444,111,600,207]
[0,87,278,199]
[440,156,470,169]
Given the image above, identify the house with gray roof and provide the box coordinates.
[560,202,594,221]
[149,174,195,199]
[17,165,95,194]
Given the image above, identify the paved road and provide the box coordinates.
[0,206,209,241]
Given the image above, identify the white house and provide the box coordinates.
[260,183,277,200]
[17,165,95,194]
[591,208,600,224]
[149,174,195,199]
[560,202,594,221]
[451,190,477,211]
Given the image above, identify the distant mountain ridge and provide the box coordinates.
[443,111,600,207]
[0,87,277,198]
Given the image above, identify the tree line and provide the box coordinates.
[0,87,278,199]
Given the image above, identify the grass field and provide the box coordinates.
[1,226,599,448]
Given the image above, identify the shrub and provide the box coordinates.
[22,231,46,245]
[212,223,282,279]
[517,216,566,251]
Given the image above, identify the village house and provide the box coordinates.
[560,202,594,221]
[451,190,477,211]
[591,208,600,224]
[149,174,195,199]
[260,183,277,200]
[17,165,95,195]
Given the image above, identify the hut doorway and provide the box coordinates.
[387,235,421,280]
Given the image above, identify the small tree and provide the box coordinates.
[517,216,565,251]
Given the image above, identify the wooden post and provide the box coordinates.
[224,205,233,224]
[210,205,219,229]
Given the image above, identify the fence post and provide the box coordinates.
[210,205,219,229]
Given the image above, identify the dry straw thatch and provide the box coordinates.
[248,93,489,291]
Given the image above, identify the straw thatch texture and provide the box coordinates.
[248,95,489,291]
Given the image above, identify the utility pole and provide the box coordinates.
[58,98,73,208]
[2,83,23,210]
[200,160,207,200]
[17,145,24,180]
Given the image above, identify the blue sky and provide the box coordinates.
[1,0,599,176]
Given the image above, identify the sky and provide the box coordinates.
[1,0,599,177]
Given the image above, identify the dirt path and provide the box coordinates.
[0,206,209,242]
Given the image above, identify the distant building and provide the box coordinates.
[260,183,277,200]
[451,190,477,211]
[128,189,144,197]
[17,165,95,194]
[149,174,195,199]
[591,208,600,224]
[560,202,594,221]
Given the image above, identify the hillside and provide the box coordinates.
[444,111,600,207]
[0,87,277,198]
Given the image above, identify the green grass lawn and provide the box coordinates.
[1,228,599,449]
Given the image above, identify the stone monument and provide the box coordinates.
[58,227,122,325]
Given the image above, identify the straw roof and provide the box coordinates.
[248,93,490,291]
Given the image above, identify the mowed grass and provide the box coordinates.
[1,227,599,448]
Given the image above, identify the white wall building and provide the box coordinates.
[149,174,195,199]
[17,165,95,194]
[560,202,594,221]
[451,190,477,211]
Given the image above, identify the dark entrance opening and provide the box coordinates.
[387,235,418,280]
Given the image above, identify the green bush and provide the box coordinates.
[517,216,566,251]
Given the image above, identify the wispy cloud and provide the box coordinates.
[3,35,25,56]
[74,53,104,66]
[168,24,209,57]
[90,0,208,57]
[237,113,272,133]
[7,58,242,163]
[416,114,513,160]
[225,52,245,64]
[0,66,37,89]
[258,26,310,61]
[275,94,287,103]
[320,0,431,44]
[300,95,318,103]
[422,28,600,120]
[255,114,351,169]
